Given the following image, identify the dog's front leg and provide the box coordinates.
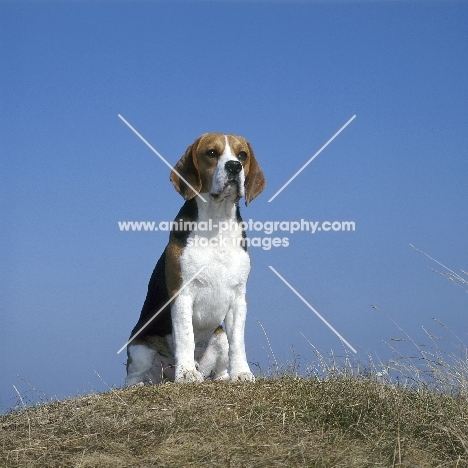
[171,293,204,383]
[225,289,255,382]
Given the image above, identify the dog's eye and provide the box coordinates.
[206,149,218,158]
[238,151,247,161]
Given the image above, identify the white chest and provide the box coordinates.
[178,197,251,332]
[181,234,250,287]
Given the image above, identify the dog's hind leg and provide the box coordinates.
[125,341,157,386]
[197,327,230,381]
[125,336,174,386]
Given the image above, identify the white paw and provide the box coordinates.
[230,371,255,382]
[213,371,230,382]
[175,367,204,383]
[125,381,146,388]
[125,377,149,388]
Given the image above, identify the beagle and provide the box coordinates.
[125,133,265,385]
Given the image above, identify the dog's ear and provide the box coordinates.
[170,137,202,200]
[244,142,266,206]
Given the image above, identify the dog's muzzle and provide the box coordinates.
[225,160,242,181]
[210,158,245,201]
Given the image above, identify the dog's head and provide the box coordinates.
[170,133,265,206]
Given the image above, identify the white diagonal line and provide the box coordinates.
[268,266,357,353]
[118,114,207,203]
[117,265,207,354]
[268,114,356,202]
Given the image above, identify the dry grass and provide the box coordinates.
[2,366,467,467]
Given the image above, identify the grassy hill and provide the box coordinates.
[2,373,467,467]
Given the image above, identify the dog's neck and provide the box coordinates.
[196,193,238,223]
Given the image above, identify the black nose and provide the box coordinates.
[225,160,242,176]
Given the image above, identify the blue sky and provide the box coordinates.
[1,0,467,411]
